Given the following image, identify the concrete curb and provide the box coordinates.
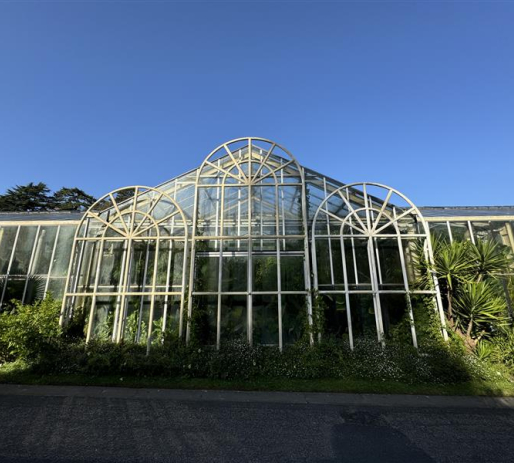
[1,383,514,409]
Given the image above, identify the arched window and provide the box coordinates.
[187,137,312,349]
[62,187,188,351]
[312,183,445,348]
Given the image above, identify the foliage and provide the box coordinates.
[0,296,62,362]
[0,182,55,212]
[0,182,96,212]
[453,281,506,342]
[417,237,513,351]
[52,187,96,211]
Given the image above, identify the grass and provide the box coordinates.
[2,361,514,397]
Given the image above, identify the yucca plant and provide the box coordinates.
[453,281,506,349]
[431,240,475,322]
[470,239,514,282]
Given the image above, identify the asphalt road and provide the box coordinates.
[0,386,513,463]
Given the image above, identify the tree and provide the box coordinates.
[53,187,96,211]
[0,182,55,212]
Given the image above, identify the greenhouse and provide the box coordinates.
[1,137,514,351]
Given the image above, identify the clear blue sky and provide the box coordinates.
[0,1,513,206]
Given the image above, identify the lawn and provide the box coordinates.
[2,361,514,397]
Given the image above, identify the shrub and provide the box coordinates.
[0,296,62,363]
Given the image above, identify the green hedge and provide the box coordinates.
[0,296,510,386]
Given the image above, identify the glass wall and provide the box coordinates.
[61,187,188,349]
[187,138,310,349]
[312,183,444,348]
[0,223,76,309]
[427,220,514,252]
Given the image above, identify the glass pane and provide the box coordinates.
[50,226,75,277]
[428,222,450,241]
[220,295,247,341]
[280,255,305,291]
[46,278,66,300]
[2,277,25,306]
[449,222,471,242]
[278,185,303,235]
[349,294,377,339]
[253,294,278,345]
[0,226,18,274]
[194,256,219,292]
[223,186,248,236]
[24,275,47,303]
[97,241,125,292]
[91,296,117,341]
[380,293,412,344]
[128,241,156,292]
[252,186,276,236]
[375,238,404,288]
[321,294,350,340]
[282,294,305,345]
[192,295,217,345]
[221,256,247,292]
[163,295,181,335]
[123,295,151,344]
[10,226,37,275]
[253,255,277,292]
[32,226,58,275]
[315,239,331,286]
[197,187,220,236]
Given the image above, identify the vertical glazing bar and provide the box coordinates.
[468,221,476,244]
[274,182,282,351]
[349,218,359,286]
[216,182,225,349]
[447,221,453,242]
[116,237,133,342]
[86,238,106,342]
[323,178,335,286]
[393,209,418,348]
[505,222,514,252]
[367,236,384,345]
[163,183,179,330]
[300,166,313,344]
[112,239,128,342]
[136,240,151,342]
[425,237,449,341]
[146,232,161,354]
[247,173,253,346]
[0,225,20,309]
[22,225,41,303]
[339,233,354,350]
[186,178,200,343]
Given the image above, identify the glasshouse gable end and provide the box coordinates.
[1,137,514,351]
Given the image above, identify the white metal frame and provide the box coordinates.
[186,137,312,350]
[311,182,447,347]
[61,186,189,352]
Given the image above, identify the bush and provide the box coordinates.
[0,296,62,363]
[2,296,512,386]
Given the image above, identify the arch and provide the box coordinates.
[311,182,446,348]
[187,137,312,349]
[61,186,189,352]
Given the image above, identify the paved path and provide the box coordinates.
[1,385,513,462]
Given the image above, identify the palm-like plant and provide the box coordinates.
[431,240,474,321]
[454,281,506,348]
[416,237,513,351]
[470,239,513,282]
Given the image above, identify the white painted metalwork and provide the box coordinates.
[311,182,447,347]
[61,186,188,350]
[186,137,310,349]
